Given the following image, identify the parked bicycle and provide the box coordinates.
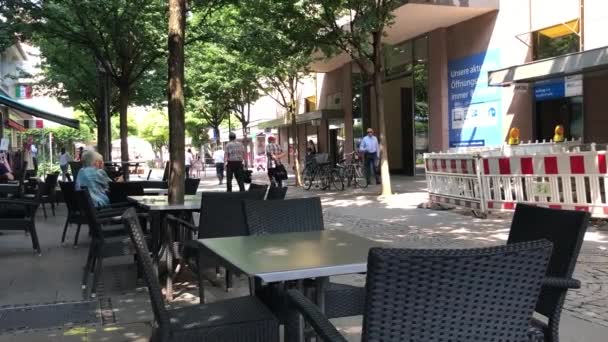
[301,153,344,191]
[336,151,368,188]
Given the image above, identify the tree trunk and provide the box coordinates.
[291,108,302,186]
[167,0,186,204]
[117,84,130,179]
[213,127,220,143]
[372,31,392,196]
[242,125,249,167]
[96,70,109,160]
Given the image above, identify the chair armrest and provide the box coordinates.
[166,214,197,232]
[97,208,128,218]
[286,290,348,342]
[108,202,134,209]
[543,277,581,289]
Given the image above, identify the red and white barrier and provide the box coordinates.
[425,145,608,218]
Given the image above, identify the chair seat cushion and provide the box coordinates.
[169,296,277,333]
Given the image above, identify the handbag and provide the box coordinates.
[274,164,288,180]
[243,169,253,184]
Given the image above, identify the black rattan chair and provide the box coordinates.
[287,240,554,342]
[108,182,144,204]
[0,181,42,255]
[266,186,287,200]
[69,161,82,180]
[59,181,89,247]
[184,178,200,195]
[248,183,268,197]
[244,197,366,321]
[122,208,279,342]
[37,172,59,218]
[168,190,266,300]
[508,204,590,342]
[77,189,139,298]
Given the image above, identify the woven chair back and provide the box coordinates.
[362,241,553,342]
[244,197,323,235]
[508,203,589,317]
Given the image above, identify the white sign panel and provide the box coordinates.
[0,138,8,151]
[565,75,583,97]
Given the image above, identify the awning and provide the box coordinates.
[0,94,80,129]
[488,45,608,86]
[6,119,26,132]
[259,110,343,129]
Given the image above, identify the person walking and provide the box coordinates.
[212,146,225,185]
[224,132,246,192]
[359,127,381,185]
[185,148,194,179]
[266,136,286,187]
[58,148,72,181]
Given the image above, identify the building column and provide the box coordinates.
[342,64,354,155]
[428,28,449,152]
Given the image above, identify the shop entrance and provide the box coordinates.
[535,96,583,142]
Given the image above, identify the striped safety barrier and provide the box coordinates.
[425,146,608,218]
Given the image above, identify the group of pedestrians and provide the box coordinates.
[211,132,286,192]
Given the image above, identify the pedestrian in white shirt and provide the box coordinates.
[359,128,381,185]
[185,148,194,179]
[58,148,72,181]
[212,146,225,184]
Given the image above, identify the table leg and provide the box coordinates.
[165,214,173,301]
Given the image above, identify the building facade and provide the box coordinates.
[252,0,608,175]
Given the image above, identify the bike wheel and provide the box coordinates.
[354,164,368,188]
[330,169,344,191]
[302,166,314,190]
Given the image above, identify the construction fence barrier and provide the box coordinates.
[424,141,608,218]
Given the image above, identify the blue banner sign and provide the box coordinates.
[534,78,565,101]
[448,50,502,148]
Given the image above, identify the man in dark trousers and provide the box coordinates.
[359,127,381,185]
[224,132,246,192]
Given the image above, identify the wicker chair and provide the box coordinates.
[244,197,366,321]
[184,178,200,195]
[167,190,266,300]
[122,208,279,342]
[31,172,60,218]
[266,186,287,200]
[69,161,83,181]
[108,182,144,204]
[77,189,140,298]
[287,240,553,342]
[508,204,590,342]
[0,181,43,255]
[59,181,89,247]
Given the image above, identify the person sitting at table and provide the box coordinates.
[75,150,113,207]
[0,153,14,182]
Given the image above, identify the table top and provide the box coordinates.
[197,230,384,283]
[128,194,201,211]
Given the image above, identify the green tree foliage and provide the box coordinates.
[3,0,168,163]
[139,110,169,161]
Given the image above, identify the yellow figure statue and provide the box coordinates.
[553,125,565,142]
[508,127,520,145]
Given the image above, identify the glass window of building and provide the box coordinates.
[385,41,413,77]
[413,36,429,175]
[533,19,580,60]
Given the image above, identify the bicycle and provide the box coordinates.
[336,151,368,188]
[302,154,343,191]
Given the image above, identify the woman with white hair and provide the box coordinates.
[75,150,112,207]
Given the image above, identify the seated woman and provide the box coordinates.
[75,150,112,207]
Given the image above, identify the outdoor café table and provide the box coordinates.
[196,230,384,340]
[128,194,201,299]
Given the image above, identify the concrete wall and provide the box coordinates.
[584,72,608,143]
[584,0,608,50]
[428,28,449,152]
